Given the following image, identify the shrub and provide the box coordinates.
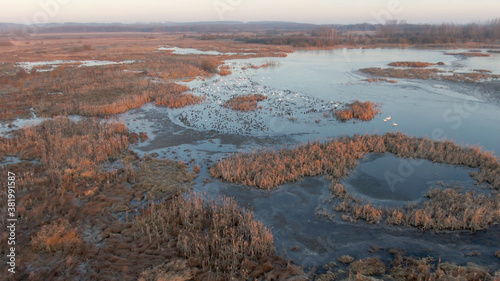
[335,100,381,121]
[200,58,219,73]
[223,94,266,111]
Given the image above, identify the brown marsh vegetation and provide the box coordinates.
[0,61,203,119]
[361,77,398,83]
[334,100,381,121]
[243,59,281,70]
[318,250,498,281]
[331,182,500,232]
[386,187,500,231]
[218,64,233,76]
[0,117,305,280]
[444,52,491,57]
[387,61,438,67]
[211,132,500,191]
[360,66,500,83]
[224,93,267,112]
[210,132,500,231]
[0,33,291,121]
[134,194,306,280]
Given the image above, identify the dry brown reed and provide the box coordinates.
[389,251,495,281]
[132,193,305,280]
[360,67,500,82]
[224,94,267,112]
[362,78,398,83]
[0,116,306,280]
[129,158,197,201]
[0,33,292,122]
[444,52,491,57]
[0,63,206,119]
[211,132,500,191]
[218,64,232,76]
[211,132,500,231]
[155,92,205,109]
[31,218,84,253]
[386,188,500,231]
[388,61,437,67]
[331,250,496,281]
[335,100,381,121]
[0,117,128,173]
[360,67,442,80]
[0,33,300,280]
[348,257,386,276]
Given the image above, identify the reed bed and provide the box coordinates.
[0,117,305,280]
[218,65,232,76]
[0,118,133,279]
[319,252,496,281]
[0,117,129,172]
[211,132,500,231]
[223,94,267,112]
[155,92,205,109]
[362,78,398,83]
[388,251,496,281]
[386,188,500,231]
[387,61,437,67]
[0,33,292,122]
[360,67,442,80]
[335,100,381,121]
[444,52,491,57]
[330,180,500,231]
[131,194,306,280]
[0,63,205,119]
[211,132,500,191]
[360,67,500,82]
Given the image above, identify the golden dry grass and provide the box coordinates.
[211,132,500,191]
[360,67,500,82]
[389,250,496,281]
[387,61,437,67]
[224,94,267,112]
[0,117,305,280]
[323,250,496,281]
[444,52,491,57]
[335,100,381,121]
[131,194,305,280]
[362,78,398,83]
[0,33,303,280]
[386,188,500,231]
[211,132,500,231]
[0,33,292,122]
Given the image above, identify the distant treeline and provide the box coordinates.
[235,19,500,47]
[378,19,500,44]
[3,19,499,47]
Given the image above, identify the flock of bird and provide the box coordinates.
[383,116,398,126]
[171,61,401,135]
[173,61,344,135]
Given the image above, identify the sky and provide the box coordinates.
[1,0,499,25]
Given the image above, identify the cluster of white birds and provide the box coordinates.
[383,116,398,126]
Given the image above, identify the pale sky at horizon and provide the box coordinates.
[1,0,499,25]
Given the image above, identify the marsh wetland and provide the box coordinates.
[123,47,500,278]
[1,32,500,280]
